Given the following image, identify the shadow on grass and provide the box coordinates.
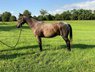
[0,44,95,60]
[1,44,95,52]
[0,45,39,52]
[0,45,38,60]
[0,45,51,52]
[0,25,29,31]
[0,45,49,60]
[60,44,95,49]
[0,26,16,31]
[0,52,35,60]
[73,44,95,49]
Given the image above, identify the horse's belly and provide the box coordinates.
[44,34,57,38]
[43,30,59,38]
[42,25,60,37]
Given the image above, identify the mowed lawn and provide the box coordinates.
[0,20,95,72]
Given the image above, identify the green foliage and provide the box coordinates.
[45,14,54,20]
[1,9,95,22]
[37,14,54,21]
[55,14,61,20]
[38,9,49,21]
[71,9,78,20]
[70,9,94,20]
[23,10,31,17]
[40,9,48,16]
[90,10,95,20]
[0,21,95,72]
[38,15,45,21]
[0,14,2,21]
[36,9,95,20]
[61,11,71,20]
[10,16,17,21]
[33,16,38,20]
[2,12,11,22]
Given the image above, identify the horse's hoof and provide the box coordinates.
[40,50,42,52]
[67,49,71,51]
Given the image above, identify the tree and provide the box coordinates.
[10,16,17,21]
[76,9,92,20]
[55,14,61,20]
[38,15,45,21]
[2,12,11,22]
[33,16,38,20]
[23,10,31,17]
[61,11,71,20]
[40,9,48,16]
[45,14,54,20]
[37,9,95,20]
[39,9,48,20]
[71,9,78,20]
[91,11,95,20]
[85,10,92,20]
[0,14,2,21]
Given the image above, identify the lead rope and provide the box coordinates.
[0,27,22,48]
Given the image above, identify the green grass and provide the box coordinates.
[0,21,95,72]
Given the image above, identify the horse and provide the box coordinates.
[17,13,73,51]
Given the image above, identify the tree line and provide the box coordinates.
[35,9,95,20]
[0,9,95,22]
[0,12,17,22]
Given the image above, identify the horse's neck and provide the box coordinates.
[25,18,36,28]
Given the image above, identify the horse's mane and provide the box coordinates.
[31,18,44,24]
[31,18,38,22]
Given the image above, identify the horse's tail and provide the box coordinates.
[68,24,73,41]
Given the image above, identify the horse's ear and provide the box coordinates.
[19,13,23,16]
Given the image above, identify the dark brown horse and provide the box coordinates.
[17,14,73,51]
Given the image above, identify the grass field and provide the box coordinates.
[0,20,95,72]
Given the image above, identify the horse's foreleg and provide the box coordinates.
[37,37,42,51]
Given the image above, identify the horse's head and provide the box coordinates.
[17,13,26,28]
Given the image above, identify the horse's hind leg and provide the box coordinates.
[64,37,71,51]
[61,31,71,51]
[37,37,42,51]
